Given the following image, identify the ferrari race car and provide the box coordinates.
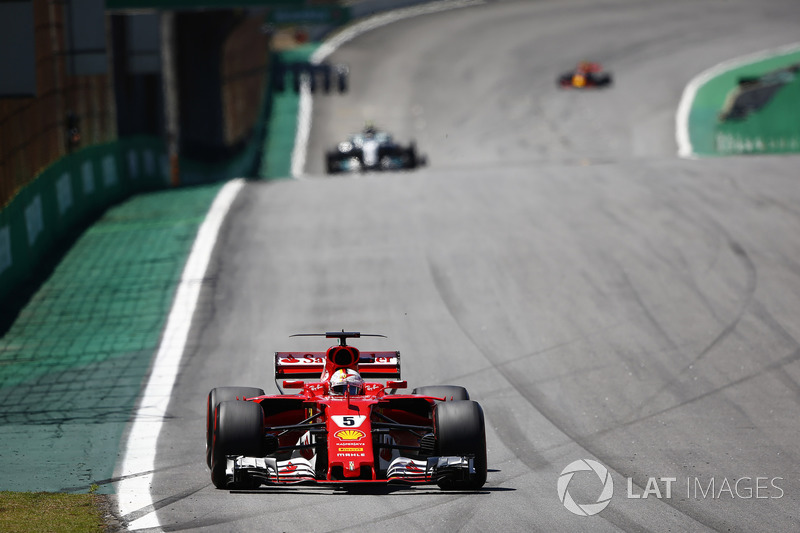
[558,61,613,89]
[325,126,425,174]
[206,331,487,490]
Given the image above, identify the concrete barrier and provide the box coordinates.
[0,137,168,303]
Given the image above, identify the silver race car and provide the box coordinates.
[326,125,426,174]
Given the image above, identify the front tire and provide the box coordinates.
[206,387,264,467]
[210,400,265,489]
[433,400,487,490]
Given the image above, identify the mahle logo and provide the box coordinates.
[558,459,614,516]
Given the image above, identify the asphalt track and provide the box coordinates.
[138,0,800,531]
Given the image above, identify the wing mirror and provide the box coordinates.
[385,380,407,389]
[282,380,305,389]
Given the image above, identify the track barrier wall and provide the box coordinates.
[0,137,169,304]
[0,119,268,306]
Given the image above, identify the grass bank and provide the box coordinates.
[0,490,120,532]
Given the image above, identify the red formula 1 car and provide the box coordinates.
[206,331,487,490]
[558,61,613,89]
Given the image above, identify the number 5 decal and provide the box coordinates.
[331,415,366,428]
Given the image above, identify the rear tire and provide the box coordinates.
[206,387,264,468]
[433,400,487,490]
[210,400,265,489]
[326,152,339,174]
[412,385,469,402]
[594,73,613,87]
[403,142,417,169]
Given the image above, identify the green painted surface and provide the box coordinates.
[0,184,222,493]
[715,73,800,154]
[689,49,800,156]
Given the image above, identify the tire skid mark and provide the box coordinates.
[148,505,270,533]
[441,319,629,389]
[120,484,207,526]
[427,256,720,533]
[321,492,473,533]
[611,265,684,389]
[623,175,760,413]
[634,235,758,416]
[427,259,551,471]
[476,334,744,532]
[588,189,800,465]
[748,299,800,411]
[585,347,800,443]
[603,208,795,469]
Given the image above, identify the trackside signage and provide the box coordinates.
[558,459,784,517]
[0,137,168,304]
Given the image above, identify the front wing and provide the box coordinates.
[224,455,476,486]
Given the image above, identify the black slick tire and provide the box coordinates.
[206,387,264,468]
[433,400,487,490]
[210,400,265,489]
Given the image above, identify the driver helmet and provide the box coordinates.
[330,368,364,396]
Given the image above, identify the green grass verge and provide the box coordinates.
[0,491,113,532]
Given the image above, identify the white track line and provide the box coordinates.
[291,0,485,178]
[676,42,800,159]
[116,178,245,531]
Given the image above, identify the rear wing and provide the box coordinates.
[275,352,401,380]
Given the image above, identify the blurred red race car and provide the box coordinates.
[206,331,487,490]
[558,61,613,88]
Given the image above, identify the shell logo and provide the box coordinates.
[334,429,366,441]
